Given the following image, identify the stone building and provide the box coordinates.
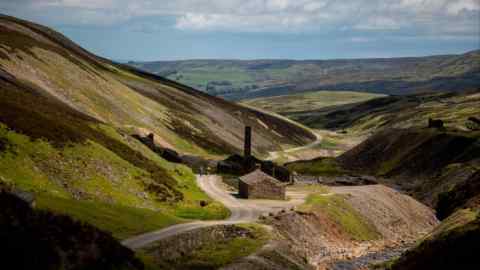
[238,169,286,200]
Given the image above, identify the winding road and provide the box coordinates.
[122,175,304,250]
[266,132,323,161]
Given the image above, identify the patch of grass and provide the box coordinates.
[286,157,349,176]
[140,224,269,270]
[243,91,385,114]
[315,137,340,150]
[298,194,380,241]
[423,208,477,240]
[36,193,182,239]
[188,224,268,267]
[0,125,164,209]
[161,171,230,220]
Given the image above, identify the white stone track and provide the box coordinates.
[122,175,305,249]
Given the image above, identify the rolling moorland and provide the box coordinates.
[0,14,315,269]
[242,91,385,115]
[130,50,480,100]
[1,13,479,270]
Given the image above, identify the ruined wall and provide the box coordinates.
[247,181,285,200]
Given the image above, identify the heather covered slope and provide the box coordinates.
[287,128,480,211]
[0,14,314,238]
[289,91,480,132]
[0,67,228,237]
[0,14,314,158]
[339,128,480,209]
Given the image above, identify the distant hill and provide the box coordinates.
[130,50,480,100]
[241,91,385,114]
[283,91,480,133]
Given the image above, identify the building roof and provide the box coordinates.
[239,169,285,186]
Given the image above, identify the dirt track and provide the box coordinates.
[122,175,305,249]
[123,173,438,252]
[266,132,323,160]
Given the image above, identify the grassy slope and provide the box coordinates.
[242,91,385,114]
[0,191,143,270]
[385,209,479,270]
[140,224,269,270]
[0,14,314,158]
[0,14,315,238]
[286,157,348,176]
[297,193,380,241]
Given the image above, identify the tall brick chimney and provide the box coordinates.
[244,126,252,157]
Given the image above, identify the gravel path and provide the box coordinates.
[266,132,323,160]
[122,175,304,249]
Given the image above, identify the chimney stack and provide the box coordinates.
[244,126,252,157]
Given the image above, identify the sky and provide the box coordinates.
[1,0,479,61]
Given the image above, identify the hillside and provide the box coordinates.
[0,14,314,239]
[286,128,480,269]
[129,51,480,100]
[287,128,480,215]
[286,91,480,132]
[241,91,385,114]
[0,14,314,158]
[0,189,143,270]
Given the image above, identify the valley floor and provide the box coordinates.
[267,129,366,164]
[125,173,438,270]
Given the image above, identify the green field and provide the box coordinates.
[131,50,480,100]
[242,91,385,114]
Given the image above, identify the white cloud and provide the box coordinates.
[350,37,373,43]
[1,0,478,36]
[354,17,403,30]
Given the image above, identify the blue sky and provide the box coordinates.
[1,0,479,61]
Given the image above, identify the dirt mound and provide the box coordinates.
[338,128,480,207]
[332,185,438,243]
[256,185,437,269]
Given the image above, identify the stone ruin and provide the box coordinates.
[428,118,444,129]
[217,126,292,183]
[132,133,182,163]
